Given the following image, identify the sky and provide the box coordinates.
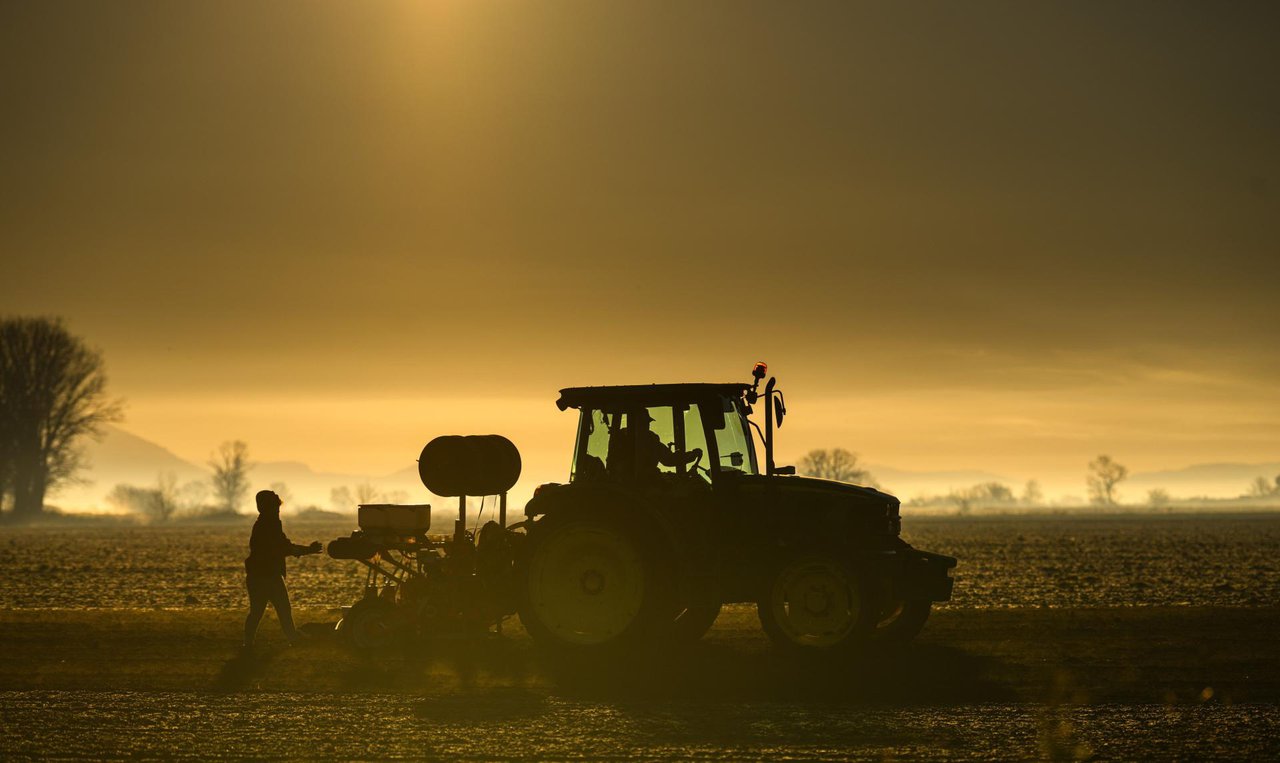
[2,1,1278,501]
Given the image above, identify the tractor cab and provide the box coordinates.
[559,383,759,487]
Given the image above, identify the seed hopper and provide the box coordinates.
[326,435,525,650]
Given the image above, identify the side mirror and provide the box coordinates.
[773,397,786,428]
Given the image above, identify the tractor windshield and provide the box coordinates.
[712,395,757,475]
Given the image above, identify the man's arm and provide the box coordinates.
[281,530,322,557]
[651,434,702,469]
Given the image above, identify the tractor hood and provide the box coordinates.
[726,474,902,537]
[725,473,900,507]
[759,475,899,507]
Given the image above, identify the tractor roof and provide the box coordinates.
[556,383,750,411]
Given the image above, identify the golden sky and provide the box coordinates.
[3,2,1278,496]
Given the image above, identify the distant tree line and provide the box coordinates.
[330,483,409,511]
[107,440,254,521]
[908,480,1044,513]
[107,439,409,522]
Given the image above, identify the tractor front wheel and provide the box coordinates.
[758,555,873,654]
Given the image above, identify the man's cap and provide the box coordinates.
[255,490,281,512]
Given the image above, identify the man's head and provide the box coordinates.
[255,490,282,515]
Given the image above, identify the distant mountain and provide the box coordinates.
[51,426,424,513]
[84,426,208,483]
[1126,462,1280,498]
[50,426,208,509]
[862,464,1013,498]
[252,460,425,511]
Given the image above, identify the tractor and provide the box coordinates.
[330,363,955,655]
[517,362,955,653]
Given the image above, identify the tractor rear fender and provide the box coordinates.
[522,482,702,600]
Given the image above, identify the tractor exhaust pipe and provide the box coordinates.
[764,376,776,475]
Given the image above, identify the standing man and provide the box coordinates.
[243,489,322,649]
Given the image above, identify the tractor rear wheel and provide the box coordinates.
[758,554,873,654]
[518,512,672,652]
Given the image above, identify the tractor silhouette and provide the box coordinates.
[330,363,956,655]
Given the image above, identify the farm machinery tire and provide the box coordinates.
[757,554,874,654]
[517,511,675,654]
[339,597,404,652]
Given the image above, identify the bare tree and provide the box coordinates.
[342,482,408,506]
[0,317,123,518]
[330,485,354,512]
[1087,455,1128,506]
[209,440,253,514]
[155,472,180,520]
[355,482,381,504]
[108,473,180,523]
[798,448,875,486]
[1247,476,1277,498]
[1147,488,1171,510]
[1021,480,1044,506]
[946,482,1016,514]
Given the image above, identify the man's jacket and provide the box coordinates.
[245,515,310,576]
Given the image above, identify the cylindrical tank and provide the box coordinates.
[418,434,521,497]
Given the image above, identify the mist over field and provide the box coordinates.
[44,425,1280,521]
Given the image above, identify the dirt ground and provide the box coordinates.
[1,607,1278,759]
[1,606,1276,703]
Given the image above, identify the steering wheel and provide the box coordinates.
[687,448,710,478]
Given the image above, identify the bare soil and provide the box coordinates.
[1,606,1276,705]
[2,607,1277,759]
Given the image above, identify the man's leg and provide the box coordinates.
[243,574,269,647]
[266,575,300,642]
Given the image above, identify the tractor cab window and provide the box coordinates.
[571,408,614,482]
[572,404,709,484]
[711,395,757,475]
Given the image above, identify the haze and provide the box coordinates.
[2,1,1277,502]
